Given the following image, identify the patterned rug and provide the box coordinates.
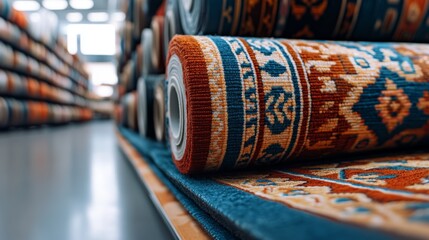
[178,0,429,42]
[166,35,429,174]
[119,126,429,239]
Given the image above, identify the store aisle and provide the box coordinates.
[0,121,172,240]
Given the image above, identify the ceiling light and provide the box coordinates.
[87,12,109,22]
[113,12,125,22]
[69,0,94,10]
[13,1,40,11]
[42,0,68,10]
[66,12,83,22]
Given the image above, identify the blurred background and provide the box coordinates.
[13,0,119,100]
[0,1,174,239]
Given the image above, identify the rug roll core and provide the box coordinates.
[167,35,429,174]
[167,54,186,161]
[154,78,166,142]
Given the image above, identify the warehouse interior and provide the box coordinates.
[1,0,172,239]
[2,0,429,239]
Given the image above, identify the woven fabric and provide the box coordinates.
[0,18,88,97]
[167,35,429,174]
[179,0,429,42]
[141,29,155,77]
[0,97,92,128]
[120,126,402,239]
[216,151,429,239]
[137,75,165,137]
[0,0,28,29]
[0,68,85,107]
[121,91,139,132]
[154,77,166,141]
[142,0,164,28]
[117,128,230,240]
[151,15,165,72]
[163,0,183,61]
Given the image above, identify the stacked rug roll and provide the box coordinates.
[0,1,92,129]
[120,91,138,131]
[116,0,167,139]
[177,0,429,41]
[116,0,429,239]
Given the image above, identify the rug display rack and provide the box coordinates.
[0,1,93,128]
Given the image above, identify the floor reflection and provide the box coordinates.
[0,121,172,240]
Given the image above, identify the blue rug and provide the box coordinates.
[119,126,397,239]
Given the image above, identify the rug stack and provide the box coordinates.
[116,0,429,239]
[0,1,93,129]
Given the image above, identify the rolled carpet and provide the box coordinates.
[141,0,164,28]
[122,91,139,132]
[163,0,183,62]
[135,45,143,79]
[151,15,165,73]
[154,77,166,142]
[0,97,8,127]
[141,28,155,77]
[137,75,165,138]
[133,0,144,40]
[167,35,429,174]
[0,97,91,128]
[177,0,429,42]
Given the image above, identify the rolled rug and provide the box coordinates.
[121,60,135,92]
[124,22,133,55]
[135,45,143,79]
[133,0,144,40]
[151,15,165,73]
[0,41,14,67]
[129,54,138,90]
[154,77,166,142]
[0,0,11,20]
[12,73,26,96]
[141,28,155,77]
[0,70,7,93]
[177,0,205,35]
[0,97,8,127]
[123,91,139,132]
[177,0,429,42]
[23,77,35,97]
[28,101,42,125]
[10,99,26,127]
[167,35,429,174]
[47,105,56,124]
[141,0,164,28]
[14,52,28,71]
[137,75,165,138]
[163,0,183,61]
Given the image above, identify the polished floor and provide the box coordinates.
[0,121,173,240]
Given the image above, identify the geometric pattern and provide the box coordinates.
[216,151,429,238]
[192,0,429,42]
[167,35,429,173]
